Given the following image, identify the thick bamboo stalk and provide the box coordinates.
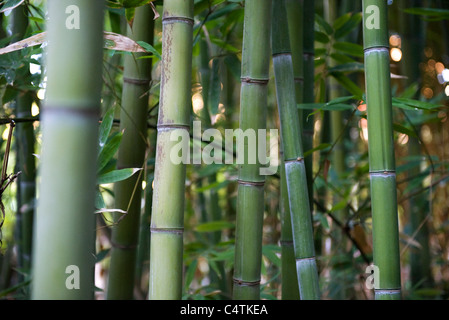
[232,0,272,300]
[272,0,320,300]
[149,0,193,300]
[11,4,36,290]
[31,0,104,299]
[106,5,153,300]
[362,0,401,300]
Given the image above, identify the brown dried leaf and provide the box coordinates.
[0,31,146,55]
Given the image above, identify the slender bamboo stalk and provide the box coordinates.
[398,0,433,290]
[324,0,351,300]
[31,0,104,299]
[232,0,272,300]
[362,0,401,300]
[302,0,315,208]
[282,0,303,300]
[135,129,157,297]
[198,38,227,293]
[279,156,300,299]
[272,0,320,300]
[106,5,153,300]
[149,0,194,300]
[11,4,36,292]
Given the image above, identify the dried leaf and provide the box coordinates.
[103,31,145,52]
[0,0,25,13]
[0,31,147,55]
[0,32,46,55]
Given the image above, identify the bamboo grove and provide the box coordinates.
[0,0,448,301]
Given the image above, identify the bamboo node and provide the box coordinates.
[237,179,265,187]
[162,16,194,26]
[123,77,151,86]
[110,240,137,250]
[240,77,269,85]
[150,227,184,235]
[232,278,260,287]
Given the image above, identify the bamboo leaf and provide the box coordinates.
[334,12,362,39]
[95,248,111,263]
[184,259,198,289]
[328,62,364,73]
[333,41,364,57]
[330,199,347,213]
[314,30,330,44]
[304,143,332,158]
[330,72,364,99]
[99,108,116,152]
[393,123,418,138]
[95,190,106,209]
[224,54,241,82]
[136,40,162,60]
[393,97,444,111]
[98,168,141,185]
[97,131,123,173]
[262,245,281,267]
[330,52,357,64]
[315,13,333,35]
[403,7,449,21]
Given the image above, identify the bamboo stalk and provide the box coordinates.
[279,156,300,299]
[282,0,303,300]
[31,0,104,299]
[324,0,351,300]
[198,38,227,294]
[106,5,153,300]
[272,0,320,300]
[11,4,36,293]
[302,0,316,208]
[362,0,401,300]
[149,0,194,300]
[232,0,272,300]
[398,0,433,290]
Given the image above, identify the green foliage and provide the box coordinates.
[403,7,449,21]
[95,108,140,210]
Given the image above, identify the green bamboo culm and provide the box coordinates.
[232,0,272,300]
[282,0,303,300]
[302,0,315,208]
[11,3,36,292]
[149,0,194,300]
[362,0,401,300]
[279,157,299,299]
[106,5,153,300]
[272,0,320,300]
[31,0,104,299]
